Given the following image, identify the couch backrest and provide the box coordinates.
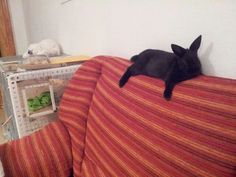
[60,56,236,177]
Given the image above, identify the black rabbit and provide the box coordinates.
[119,35,202,100]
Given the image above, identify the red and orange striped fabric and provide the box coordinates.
[0,56,236,177]
[0,121,72,177]
[73,56,236,177]
[59,58,102,176]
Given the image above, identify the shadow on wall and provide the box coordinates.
[200,43,215,76]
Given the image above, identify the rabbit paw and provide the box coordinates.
[163,90,172,101]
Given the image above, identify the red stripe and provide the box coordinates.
[100,71,236,141]
[93,81,235,176]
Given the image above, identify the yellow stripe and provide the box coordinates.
[10,140,28,176]
[137,79,236,114]
[112,57,236,94]
[187,80,236,93]
[105,62,236,114]
[61,116,86,133]
[19,139,37,177]
[104,74,236,138]
[82,160,90,177]
[81,65,101,73]
[105,60,236,94]
[74,74,99,82]
[137,78,236,114]
[72,149,83,164]
[97,81,236,163]
[51,123,72,164]
[70,130,85,148]
[86,135,119,177]
[60,104,87,117]
[41,129,64,177]
[175,92,236,114]
[90,109,170,177]
[97,166,107,177]
[88,124,139,177]
[31,133,51,177]
[93,89,226,177]
[63,92,90,104]
[8,142,23,177]
[68,83,95,93]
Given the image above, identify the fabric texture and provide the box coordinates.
[0,56,236,177]
[79,56,236,177]
[0,121,72,177]
[58,58,102,176]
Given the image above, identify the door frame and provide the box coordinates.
[0,0,16,108]
[0,0,16,57]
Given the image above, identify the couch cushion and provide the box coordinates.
[0,121,72,177]
[58,59,103,176]
[83,56,236,177]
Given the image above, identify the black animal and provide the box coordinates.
[119,35,202,100]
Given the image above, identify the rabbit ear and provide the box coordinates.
[171,44,186,57]
[190,35,202,51]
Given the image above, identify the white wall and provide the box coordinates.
[20,0,236,79]
[8,0,28,55]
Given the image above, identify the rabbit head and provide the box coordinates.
[171,35,202,74]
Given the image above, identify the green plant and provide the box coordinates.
[27,91,51,112]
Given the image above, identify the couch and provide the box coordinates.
[0,56,235,177]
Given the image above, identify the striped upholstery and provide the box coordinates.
[0,121,72,177]
[76,56,236,177]
[0,56,236,177]
[58,59,102,176]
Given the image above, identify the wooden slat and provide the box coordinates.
[0,0,16,57]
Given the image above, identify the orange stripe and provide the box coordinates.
[72,148,83,163]
[60,116,85,133]
[51,123,72,164]
[30,138,43,176]
[104,59,236,94]
[80,65,101,73]
[19,139,37,177]
[60,104,87,117]
[86,132,120,177]
[63,92,90,104]
[105,62,236,114]
[97,81,236,164]
[97,166,107,177]
[103,74,236,139]
[74,74,99,82]
[88,123,145,177]
[82,160,90,177]
[67,84,95,92]
[137,78,236,114]
[92,93,217,177]
[32,133,51,177]
[70,129,85,147]
[186,80,236,93]
[41,128,64,177]
[8,142,22,177]
[90,109,170,177]
[174,92,236,114]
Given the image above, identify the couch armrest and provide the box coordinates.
[0,120,72,177]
